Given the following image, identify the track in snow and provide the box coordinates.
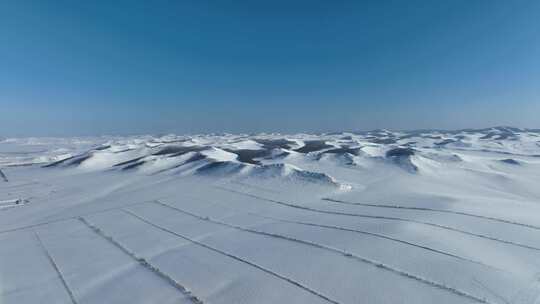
[215,186,540,252]
[0,200,155,235]
[171,193,500,270]
[78,217,204,304]
[153,200,494,304]
[0,181,41,188]
[121,208,342,304]
[33,230,78,304]
[242,211,502,271]
[323,198,540,231]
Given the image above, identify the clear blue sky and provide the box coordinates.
[2,1,540,136]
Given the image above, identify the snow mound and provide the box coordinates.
[316,152,358,166]
[248,163,345,188]
[294,140,334,153]
[42,152,92,168]
[193,160,346,188]
[31,127,540,188]
[195,161,249,176]
[385,147,418,173]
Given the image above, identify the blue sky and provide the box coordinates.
[1,1,540,136]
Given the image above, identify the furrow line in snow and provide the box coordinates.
[153,200,493,304]
[0,218,72,235]
[323,198,540,232]
[170,192,501,271]
[121,208,342,304]
[0,181,41,188]
[244,212,504,272]
[472,278,511,304]
[0,200,154,235]
[215,186,540,252]
[78,217,204,304]
[33,230,78,304]
[173,193,504,271]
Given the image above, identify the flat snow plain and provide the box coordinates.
[1,127,540,304]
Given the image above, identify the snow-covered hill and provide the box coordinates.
[1,127,540,303]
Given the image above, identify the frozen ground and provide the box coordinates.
[1,126,540,303]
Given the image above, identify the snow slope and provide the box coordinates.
[1,127,540,303]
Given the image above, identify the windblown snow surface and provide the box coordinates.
[2,126,540,303]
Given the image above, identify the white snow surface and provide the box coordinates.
[2,127,540,303]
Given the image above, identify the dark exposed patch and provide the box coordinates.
[480,132,515,141]
[324,131,344,136]
[195,161,245,175]
[5,163,35,167]
[178,153,206,164]
[122,161,145,170]
[402,142,417,147]
[386,148,415,158]
[196,161,227,172]
[148,153,208,175]
[294,140,333,153]
[122,151,208,172]
[368,138,397,144]
[43,156,75,168]
[161,153,207,172]
[94,145,111,151]
[434,139,456,146]
[113,148,135,154]
[113,156,146,167]
[254,138,296,150]
[316,151,356,165]
[68,155,92,166]
[500,159,520,165]
[397,134,416,141]
[322,147,362,156]
[42,154,92,168]
[224,149,269,165]
[153,145,205,156]
[152,138,191,144]
[0,169,7,182]
[264,150,290,159]
[450,154,463,162]
[495,126,522,133]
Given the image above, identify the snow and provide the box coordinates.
[2,127,540,303]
